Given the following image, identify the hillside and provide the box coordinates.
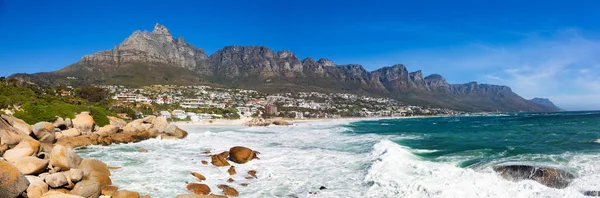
[11,24,557,112]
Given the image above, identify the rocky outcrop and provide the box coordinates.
[494,165,576,189]
[72,112,95,136]
[3,136,40,162]
[229,146,259,164]
[26,176,49,198]
[0,159,30,198]
[32,122,56,143]
[529,98,561,111]
[50,144,83,171]
[11,156,49,175]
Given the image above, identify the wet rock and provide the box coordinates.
[70,180,102,198]
[245,176,254,180]
[240,183,249,187]
[110,133,135,144]
[186,183,211,195]
[272,119,290,125]
[319,186,327,190]
[494,165,575,189]
[248,170,257,178]
[191,172,206,181]
[32,122,56,143]
[50,144,82,171]
[217,184,239,197]
[227,178,234,183]
[112,190,140,198]
[79,158,112,187]
[201,160,208,165]
[175,194,227,198]
[229,146,259,164]
[45,172,68,188]
[26,176,49,198]
[228,166,236,175]
[0,159,30,198]
[166,124,188,139]
[3,136,40,162]
[101,185,118,196]
[72,112,95,136]
[584,191,600,196]
[11,156,49,175]
[211,152,230,167]
[138,147,148,152]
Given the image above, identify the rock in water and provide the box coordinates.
[191,172,206,181]
[112,190,140,198]
[0,159,30,198]
[229,146,259,164]
[217,184,239,197]
[493,165,575,189]
[186,183,211,195]
[166,124,188,139]
[211,151,230,167]
[228,166,236,175]
[101,185,118,196]
[50,144,83,171]
[79,158,112,187]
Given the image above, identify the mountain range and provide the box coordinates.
[11,24,560,112]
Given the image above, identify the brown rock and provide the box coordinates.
[175,194,227,198]
[272,119,290,126]
[201,160,208,165]
[217,184,239,197]
[53,117,67,130]
[159,134,179,140]
[211,153,230,167]
[96,125,119,137]
[39,143,54,153]
[61,128,81,137]
[186,183,211,195]
[11,156,49,175]
[165,124,188,139]
[319,186,327,190]
[79,158,112,187]
[142,116,156,124]
[40,191,85,198]
[227,178,234,183]
[55,136,92,149]
[3,136,40,162]
[227,166,236,175]
[240,183,249,187]
[148,128,160,138]
[107,166,121,170]
[228,146,259,164]
[45,172,68,188]
[191,172,206,181]
[26,176,49,198]
[108,116,127,128]
[1,114,31,136]
[245,176,254,180]
[132,131,151,141]
[67,169,84,183]
[110,133,135,144]
[138,147,148,152]
[72,112,95,136]
[0,144,8,155]
[101,185,118,196]
[152,117,168,133]
[0,116,28,146]
[0,159,30,198]
[112,190,140,198]
[50,145,82,171]
[70,180,101,198]
[32,122,56,143]
[248,170,257,178]
[122,119,144,135]
[140,195,150,198]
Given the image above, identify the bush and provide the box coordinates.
[89,106,110,127]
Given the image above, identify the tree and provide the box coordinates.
[75,86,108,103]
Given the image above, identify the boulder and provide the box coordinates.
[3,136,40,162]
[40,191,84,198]
[101,185,118,196]
[32,122,56,143]
[191,172,206,181]
[0,159,30,198]
[79,158,112,187]
[153,117,169,133]
[248,170,257,178]
[0,116,28,146]
[98,136,112,146]
[142,116,155,124]
[61,128,81,138]
[65,118,73,129]
[70,180,101,198]
[141,123,153,131]
[26,176,49,198]
[165,124,188,139]
[186,183,211,195]
[11,156,49,175]
[228,166,236,175]
[132,131,151,141]
[0,144,7,155]
[96,125,118,137]
[72,112,95,136]
[67,169,84,183]
[227,178,234,183]
[175,194,227,198]
[122,119,144,135]
[1,114,32,136]
[217,184,239,197]
[494,165,576,189]
[201,160,208,165]
[56,136,92,149]
[138,147,148,152]
[148,128,160,138]
[228,146,259,164]
[45,172,68,188]
[110,133,135,144]
[40,143,54,153]
[107,116,126,128]
[272,119,290,126]
[112,190,140,198]
[53,117,68,130]
[159,134,179,140]
[211,151,230,167]
[50,145,82,171]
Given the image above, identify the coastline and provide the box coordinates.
[170,115,436,127]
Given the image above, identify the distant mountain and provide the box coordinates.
[11,24,557,112]
[529,98,561,111]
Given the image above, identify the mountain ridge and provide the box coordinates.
[10,23,559,112]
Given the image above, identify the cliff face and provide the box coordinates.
[529,98,562,111]
[12,24,557,112]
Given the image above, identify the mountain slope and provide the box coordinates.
[11,24,556,112]
[529,98,561,111]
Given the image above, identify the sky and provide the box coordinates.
[1,0,599,110]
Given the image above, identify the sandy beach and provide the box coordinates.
[171,116,431,127]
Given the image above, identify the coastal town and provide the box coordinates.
[96,85,463,122]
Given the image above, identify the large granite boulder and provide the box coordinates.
[186,183,211,195]
[96,125,118,137]
[50,145,83,171]
[112,190,140,198]
[32,122,56,143]
[122,119,144,135]
[11,156,49,175]
[79,158,112,187]
[53,117,68,130]
[107,116,127,128]
[0,159,30,198]
[211,151,230,167]
[70,180,102,198]
[110,133,135,144]
[153,116,169,133]
[44,172,68,188]
[3,136,40,162]
[166,124,188,139]
[55,136,92,149]
[217,184,239,197]
[229,146,259,164]
[0,115,29,145]
[26,176,49,198]
[61,128,81,137]
[494,165,576,189]
[40,191,85,198]
[72,112,95,136]
[1,114,32,136]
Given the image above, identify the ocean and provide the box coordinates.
[77,111,600,197]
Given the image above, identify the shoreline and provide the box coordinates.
[171,115,438,127]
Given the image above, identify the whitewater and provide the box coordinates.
[77,114,600,198]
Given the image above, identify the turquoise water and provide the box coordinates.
[348,112,600,168]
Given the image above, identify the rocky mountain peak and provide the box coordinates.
[318,58,335,66]
[153,23,172,36]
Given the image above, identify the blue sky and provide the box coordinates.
[1,0,599,110]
